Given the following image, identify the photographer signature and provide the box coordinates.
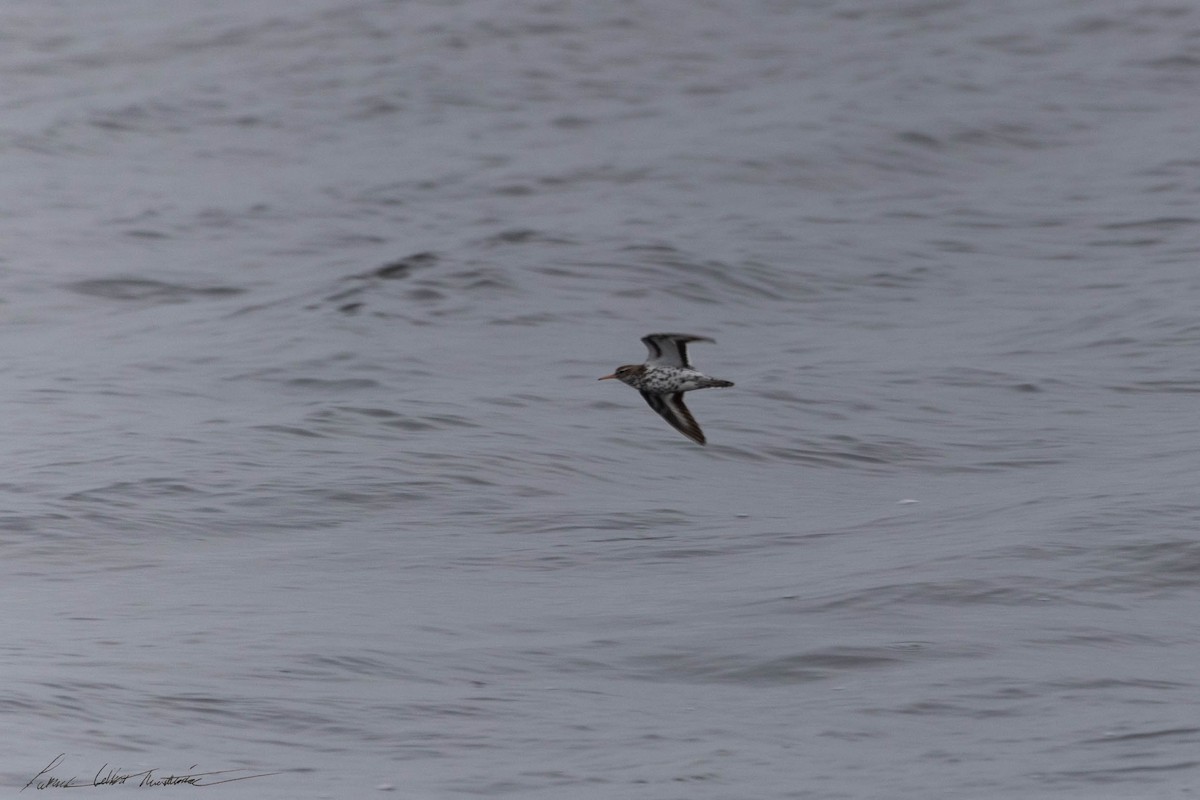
[23,754,278,791]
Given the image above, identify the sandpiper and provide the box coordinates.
[599,333,734,445]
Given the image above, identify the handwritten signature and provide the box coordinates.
[23,754,279,791]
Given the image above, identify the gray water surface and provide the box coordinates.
[4,1,1200,798]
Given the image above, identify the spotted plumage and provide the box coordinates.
[599,333,734,445]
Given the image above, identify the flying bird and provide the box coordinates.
[599,333,734,445]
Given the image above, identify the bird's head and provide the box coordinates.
[598,364,644,385]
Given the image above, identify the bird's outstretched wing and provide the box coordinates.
[640,391,707,445]
[641,333,715,369]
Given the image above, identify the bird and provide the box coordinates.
[599,333,734,445]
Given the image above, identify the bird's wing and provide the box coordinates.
[641,333,714,368]
[640,391,706,445]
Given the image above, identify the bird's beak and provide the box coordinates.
[598,373,617,381]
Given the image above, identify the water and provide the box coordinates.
[4,0,1200,797]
